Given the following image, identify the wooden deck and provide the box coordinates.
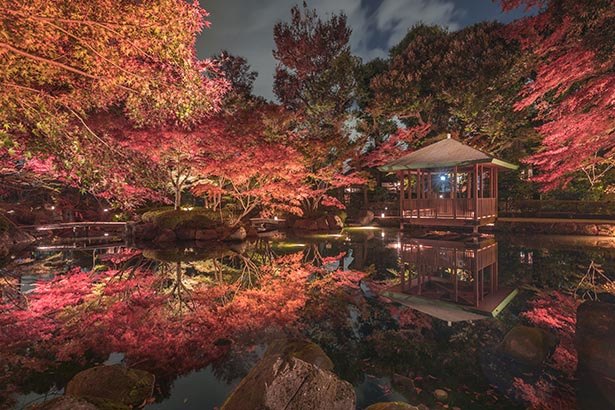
[382,286,518,322]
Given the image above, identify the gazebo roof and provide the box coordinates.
[378,137,518,172]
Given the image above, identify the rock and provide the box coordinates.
[153,228,176,243]
[365,402,419,410]
[392,373,416,398]
[575,301,615,409]
[221,354,355,410]
[326,215,344,230]
[133,223,157,241]
[175,227,197,241]
[27,396,101,410]
[65,364,155,408]
[265,339,334,371]
[293,218,319,231]
[224,226,247,242]
[576,301,615,373]
[195,228,219,241]
[358,210,375,226]
[433,389,448,402]
[499,325,558,367]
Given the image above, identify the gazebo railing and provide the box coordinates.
[402,198,496,220]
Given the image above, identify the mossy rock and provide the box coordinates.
[65,364,154,408]
[499,325,558,367]
[141,208,226,231]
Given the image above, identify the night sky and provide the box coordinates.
[196,0,531,100]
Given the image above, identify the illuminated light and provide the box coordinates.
[439,195,443,198]
[380,213,385,218]
[104,233,109,237]
[385,207,388,210]
[274,216,278,221]
[440,175,446,181]
[277,242,307,248]
[103,208,109,212]
[50,206,56,210]
[7,210,15,214]
[381,231,385,238]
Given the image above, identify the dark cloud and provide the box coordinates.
[196,0,529,100]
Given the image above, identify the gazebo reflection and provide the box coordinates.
[383,236,517,322]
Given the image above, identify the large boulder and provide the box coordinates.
[27,396,101,410]
[499,325,558,367]
[265,339,334,371]
[576,301,615,373]
[153,228,176,244]
[357,210,375,226]
[293,218,319,231]
[195,228,219,241]
[365,403,419,410]
[221,354,355,410]
[65,364,155,408]
[175,227,197,241]
[133,222,157,241]
[576,301,615,409]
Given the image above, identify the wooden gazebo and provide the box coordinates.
[378,137,517,231]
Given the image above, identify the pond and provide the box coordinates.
[2,228,615,409]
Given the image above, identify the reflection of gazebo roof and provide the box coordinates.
[378,138,518,172]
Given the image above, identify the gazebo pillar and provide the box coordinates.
[473,163,479,222]
[453,166,458,219]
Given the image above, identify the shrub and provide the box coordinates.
[141,208,226,230]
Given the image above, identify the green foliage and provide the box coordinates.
[141,208,226,230]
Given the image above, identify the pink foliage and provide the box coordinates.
[502,0,615,190]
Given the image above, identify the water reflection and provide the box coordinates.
[382,237,518,322]
[2,229,614,409]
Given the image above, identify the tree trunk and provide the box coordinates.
[174,185,181,210]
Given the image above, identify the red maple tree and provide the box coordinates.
[501,0,615,191]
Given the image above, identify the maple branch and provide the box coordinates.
[40,20,146,81]
[0,42,136,93]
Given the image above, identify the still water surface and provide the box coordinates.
[3,228,614,409]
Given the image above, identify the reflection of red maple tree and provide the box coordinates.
[0,253,368,405]
[511,290,579,409]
